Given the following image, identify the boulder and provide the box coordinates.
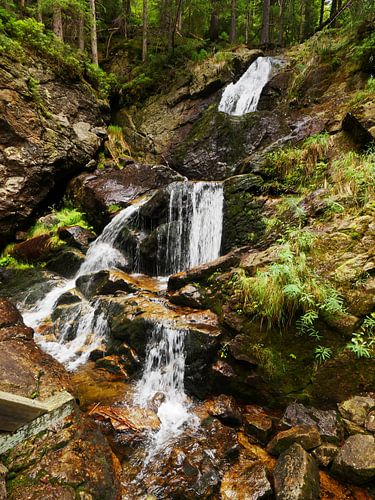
[221,461,273,499]
[57,225,96,251]
[331,434,375,485]
[205,394,242,426]
[311,443,339,467]
[168,247,246,291]
[338,396,375,427]
[267,425,321,456]
[0,54,107,246]
[243,405,274,444]
[0,297,24,328]
[12,234,54,262]
[342,112,374,148]
[67,163,184,230]
[281,403,344,444]
[168,284,206,309]
[46,247,85,278]
[273,443,320,500]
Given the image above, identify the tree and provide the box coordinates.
[261,0,270,45]
[142,0,148,61]
[229,0,236,44]
[89,0,98,64]
[53,4,64,41]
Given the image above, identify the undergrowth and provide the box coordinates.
[233,228,345,340]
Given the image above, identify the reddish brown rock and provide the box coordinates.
[205,394,242,426]
[12,234,53,262]
[221,460,273,499]
[243,405,274,444]
[267,425,321,457]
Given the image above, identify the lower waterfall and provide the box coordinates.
[134,323,197,452]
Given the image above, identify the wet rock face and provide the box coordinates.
[273,443,320,500]
[0,55,107,246]
[205,394,242,426]
[121,416,238,499]
[222,174,266,253]
[331,434,375,485]
[170,107,290,180]
[5,417,121,500]
[116,48,264,165]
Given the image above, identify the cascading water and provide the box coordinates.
[134,323,198,454]
[218,56,274,116]
[161,181,223,275]
[22,198,150,370]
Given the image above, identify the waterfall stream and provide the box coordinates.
[134,323,198,453]
[162,181,223,275]
[218,56,274,116]
[21,181,224,446]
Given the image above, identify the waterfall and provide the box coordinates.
[22,198,149,370]
[163,181,223,275]
[218,56,274,116]
[134,323,197,452]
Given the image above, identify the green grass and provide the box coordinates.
[233,229,345,336]
[330,150,375,206]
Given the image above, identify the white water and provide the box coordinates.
[22,199,149,370]
[163,181,223,275]
[134,323,198,454]
[218,56,274,116]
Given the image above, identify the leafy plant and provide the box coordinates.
[346,313,375,358]
[314,345,332,362]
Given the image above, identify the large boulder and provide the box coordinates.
[267,425,321,456]
[67,162,184,230]
[331,434,375,485]
[273,443,320,499]
[0,54,107,246]
[221,461,273,499]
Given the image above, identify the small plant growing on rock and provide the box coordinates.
[346,313,375,358]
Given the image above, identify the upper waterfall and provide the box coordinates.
[218,56,274,116]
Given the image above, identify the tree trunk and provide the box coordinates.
[278,0,285,46]
[260,0,270,45]
[245,8,250,45]
[319,0,325,26]
[78,16,85,51]
[142,0,148,61]
[171,0,183,52]
[37,0,43,22]
[53,5,64,41]
[209,0,219,41]
[229,0,236,44]
[89,0,98,64]
[19,0,25,9]
[330,0,338,19]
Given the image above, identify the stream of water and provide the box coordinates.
[21,181,224,447]
[218,56,275,116]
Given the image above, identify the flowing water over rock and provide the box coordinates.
[218,56,274,116]
[161,181,223,275]
[21,198,150,370]
[134,323,198,454]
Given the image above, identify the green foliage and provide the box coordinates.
[0,255,34,269]
[265,132,331,190]
[28,207,92,238]
[0,8,116,98]
[314,345,332,362]
[330,150,375,206]
[233,229,345,337]
[346,313,375,358]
